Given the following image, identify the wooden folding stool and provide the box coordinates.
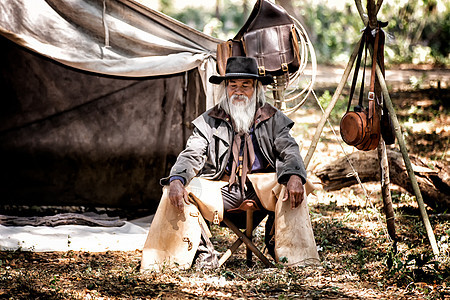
[218,199,274,267]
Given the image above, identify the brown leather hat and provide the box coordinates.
[209,56,273,85]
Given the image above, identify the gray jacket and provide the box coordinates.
[161,103,307,186]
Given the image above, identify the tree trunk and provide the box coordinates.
[314,149,450,210]
[216,0,220,20]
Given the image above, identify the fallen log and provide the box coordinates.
[314,149,450,210]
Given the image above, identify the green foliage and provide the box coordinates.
[318,90,348,123]
[159,0,173,13]
[176,8,204,28]
[49,275,60,291]
[385,245,449,286]
[297,0,450,65]
[379,0,450,65]
[160,0,449,66]
[299,3,362,65]
[163,0,248,40]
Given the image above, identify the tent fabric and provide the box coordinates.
[0,0,223,208]
[0,0,221,106]
[0,36,206,209]
[0,0,220,75]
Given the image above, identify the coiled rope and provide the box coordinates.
[265,17,317,115]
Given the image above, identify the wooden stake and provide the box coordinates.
[377,139,397,241]
[375,64,440,257]
[362,0,439,257]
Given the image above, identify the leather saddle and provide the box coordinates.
[216,0,301,76]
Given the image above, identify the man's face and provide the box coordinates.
[226,79,255,105]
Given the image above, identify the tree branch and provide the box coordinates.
[367,0,378,29]
[376,0,383,15]
[354,0,368,25]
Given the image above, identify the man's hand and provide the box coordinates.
[282,175,305,209]
[169,179,189,212]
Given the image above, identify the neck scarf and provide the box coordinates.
[228,131,256,197]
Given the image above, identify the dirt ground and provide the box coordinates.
[0,65,449,299]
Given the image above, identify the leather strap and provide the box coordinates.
[369,27,380,98]
[346,26,381,115]
[368,26,380,121]
[358,36,369,109]
[346,35,365,112]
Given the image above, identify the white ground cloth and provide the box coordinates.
[0,216,153,252]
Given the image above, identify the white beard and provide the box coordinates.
[227,93,256,133]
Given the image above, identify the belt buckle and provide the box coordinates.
[258,66,266,76]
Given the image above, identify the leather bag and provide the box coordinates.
[216,0,301,76]
[376,24,396,145]
[243,23,300,75]
[340,26,382,151]
[216,39,245,77]
[381,104,396,145]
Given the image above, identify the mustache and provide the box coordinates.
[230,94,249,104]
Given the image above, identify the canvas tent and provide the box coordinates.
[0,0,221,210]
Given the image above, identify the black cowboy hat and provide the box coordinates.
[209,56,273,85]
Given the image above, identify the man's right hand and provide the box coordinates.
[169,179,189,212]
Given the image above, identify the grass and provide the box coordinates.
[0,83,449,299]
[1,188,448,299]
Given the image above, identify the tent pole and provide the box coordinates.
[360,0,440,257]
[377,138,397,242]
[362,0,397,249]
[375,64,440,257]
[304,39,361,168]
[368,0,397,244]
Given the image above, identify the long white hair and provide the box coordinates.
[218,81,266,133]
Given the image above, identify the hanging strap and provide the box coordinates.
[346,34,366,112]
[368,25,381,121]
[358,34,369,109]
[346,25,381,114]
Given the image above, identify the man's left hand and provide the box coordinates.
[282,175,304,209]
